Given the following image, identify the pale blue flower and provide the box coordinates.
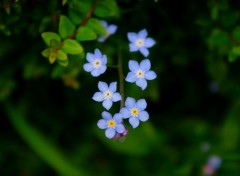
[97,111,125,139]
[83,49,107,77]
[98,20,118,42]
[127,29,155,57]
[207,156,222,169]
[126,59,157,90]
[120,97,149,128]
[92,81,122,110]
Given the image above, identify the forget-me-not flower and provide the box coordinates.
[83,49,107,77]
[126,59,157,90]
[207,156,222,169]
[92,81,122,110]
[120,97,149,128]
[97,111,125,139]
[98,20,118,42]
[127,29,155,57]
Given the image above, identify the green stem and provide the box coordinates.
[118,48,125,108]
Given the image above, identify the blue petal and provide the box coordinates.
[101,20,108,28]
[126,72,137,83]
[138,29,148,38]
[108,25,117,35]
[140,59,151,71]
[94,48,102,58]
[120,107,131,119]
[139,47,149,57]
[125,97,136,108]
[136,78,147,90]
[97,119,107,129]
[129,117,140,128]
[98,81,108,92]
[129,60,139,72]
[98,36,106,42]
[136,99,147,110]
[105,128,116,139]
[86,53,95,62]
[102,111,112,120]
[127,32,138,42]
[101,55,107,65]
[145,71,157,80]
[109,82,117,92]
[103,99,113,110]
[138,111,149,122]
[129,43,139,52]
[83,63,93,72]
[112,92,122,102]
[91,69,100,77]
[145,38,155,48]
[98,65,107,74]
[113,113,122,123]
[92,92,104,102]
[115,124,125,133]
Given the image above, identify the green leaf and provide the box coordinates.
[68,8,83,25]
[6,105,85,176]
[208,29,230,47]
[86,18,107,35]
[211,6,218,20]
[57,59,69,67]
[61,39,83,54]
[57,50,68,61]
[94,0,119,18]
[41,48,50,58]
[232,26,240,42]
[75,26,97,41]
[228,49,239,62]
[59,15,75,39]
[49,51,57,64]
[232,46,240,55]
[62,0,67,6]
[41,32,61,46]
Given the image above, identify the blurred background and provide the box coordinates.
[1,0,240,175]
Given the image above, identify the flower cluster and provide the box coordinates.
[202,155,222,176]
[83,23,156,139]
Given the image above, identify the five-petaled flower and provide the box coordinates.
[83,49,107,77]
[120,97,149,128]
[98,20,118,42]
[93,81,122,110]
[127,29,155,57]
[126,59,157,90]
[97,111,125,139]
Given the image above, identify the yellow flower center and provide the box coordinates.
[135,39,144,47]
[108,120,116,128]
[136,69,144,78]
[93,59,102,68]
[104,90,113,99]
[131,108,139,117]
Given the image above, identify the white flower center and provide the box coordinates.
[131,108,139,117]
[107,119,116,128]
[136,69,145,78]
[104,90,113,99]
[135,39,144,47]
[93,59,102,68]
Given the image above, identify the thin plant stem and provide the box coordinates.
[118,47,125,108]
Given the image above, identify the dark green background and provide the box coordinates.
[1,0,240,175]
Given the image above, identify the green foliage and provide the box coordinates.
[75,26,97,41]
[94,0,120,18]
[41,32,61,46]
[85,18,107,35]
[59,15,75,39]
[61,39,83,55]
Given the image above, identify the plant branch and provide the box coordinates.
[118,48,125,108]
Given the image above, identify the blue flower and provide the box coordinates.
[92,81,122,110]
[120,97,149,128]
[127,29,155,57]
[98,20,118,42]
[126,59,157,90]
[207,156,222,169]
[97,111,125,139]
[83,49,107,77]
